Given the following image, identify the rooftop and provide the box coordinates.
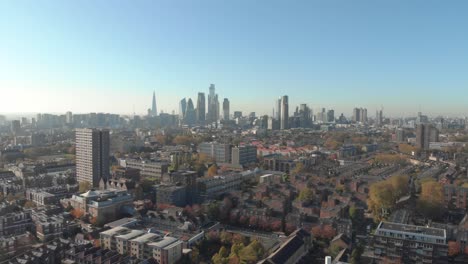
[147,236,178,249]
[378,221,446,238]
[130,233,160,243]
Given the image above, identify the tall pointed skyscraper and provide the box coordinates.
[151,91,157,117]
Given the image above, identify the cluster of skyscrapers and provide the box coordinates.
[178,84,230,126]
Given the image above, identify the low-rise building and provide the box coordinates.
[156,184,187,207]
[100,226,183,263]
[61,189,134,225]
[25,190,56,206]
[372,221,448,264]
[197,174,243,201]
[259,228,312,264]
[231,145,257,166]
[198,142,232,163]
[31,211,65,241]
[122,159,169,182]
[0,211,32,236]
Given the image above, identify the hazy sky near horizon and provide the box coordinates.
[1,0,468,117]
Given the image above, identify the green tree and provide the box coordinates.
[297,187,314,203]
[418,180,445,219]
[79,181,92,193]
[208,164,218,177]
[350,245,364,264]
[349,205,357,221]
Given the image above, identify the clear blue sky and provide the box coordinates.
[1,0,467,117]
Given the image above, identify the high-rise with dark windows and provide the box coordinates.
[223,98,230,120]
[76,128,110,187]
[280,95,289,130]
[196,92,206,123]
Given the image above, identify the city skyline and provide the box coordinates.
[1,1,468,116]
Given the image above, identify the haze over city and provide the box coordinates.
[4,1,468,264]
[1,0,468,116]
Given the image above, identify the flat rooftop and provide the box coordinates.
[378,222,446,238]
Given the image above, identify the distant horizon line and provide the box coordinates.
[0,111,466,119]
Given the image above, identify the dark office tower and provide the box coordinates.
[353,108,361,123]
[360,108,368,123]
[179,98,187,121]
[396,128,405,143]
[223,98,230,120]
[11,120,21,135]
[376,109,383,126]
[196,92,206,123]
[185,98,196,125]
[276,97,282,121]
[416,124,438,150]
[280,95,289,130]
[66,111,73,124]
[299,104,312,127]
[76,128,110,188]
[151,91,158,117]
[327,110,335,122]
[234,111,242,119]
[207,84,219,122]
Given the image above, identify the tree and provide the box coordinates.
[239,243,260,263]
[292,162,304,175]
[220,231,233,244]
[207,201,220,220]
[23,200,36,208]
[212,246,229,264]
[208,164,218,177]
[297,187,314,204]
[418,180,445,219]
[328,244,341,258]
[398,143,417,154]
[350,245,364,264]
[367,181,396,221]
[173,135,194,146]
[448,241,461,257]
[366,174,409,221]
[70,208,85,219]
[349,205,357,221]
[79,181,92,193]
[389,175,409,198]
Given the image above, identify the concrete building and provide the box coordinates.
[198,142,232,163]
[231,145,257,166]
[61,189,133,225]
[25,189,56,206]
[123,159,169,182]
[223,98,230,120]
[0,211,32,236]
[197,174,243,201]
[416,124,439,150]
[179,98,187,121]
[31,211,65,241]
[259,229,312,264]
[155,185,187,207]
[100,227,183,263]
[352,108,361,123]
[280,95,289,130]
[327,109,335,123]
[396,128,405,143]
[372,221,448,264]
[76,128,110,187]
[148,236,183,264]
[11,120,21,135]
[207,84,220,123]
[196,92,206,123]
